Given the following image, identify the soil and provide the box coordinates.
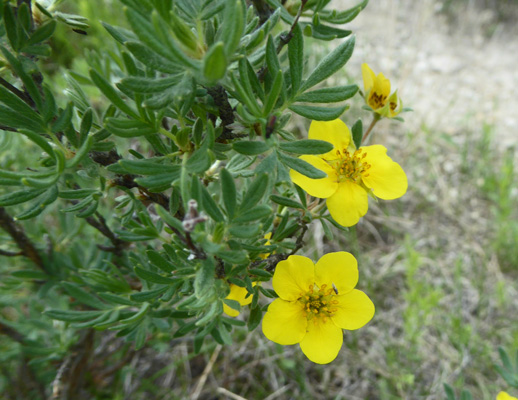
[334,0,518,149]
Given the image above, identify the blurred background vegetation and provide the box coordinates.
[1,0,518,399]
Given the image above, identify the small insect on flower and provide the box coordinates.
[262,252,374,364]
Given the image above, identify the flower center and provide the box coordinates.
[298,284,339,324]
[331,148,371,183]
[370,91,387,109]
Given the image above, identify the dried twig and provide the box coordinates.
[190,345,222,400]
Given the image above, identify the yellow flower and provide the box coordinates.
[289,119,407,227]
[497,392,518,400]
[261,252,374,364]
[362,63,402,118]
[223,284,255,317]
[224,234,270,317]
[261,232,272,260]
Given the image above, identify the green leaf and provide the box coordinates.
[217,249,248,265]
[234,205,272,223]
[240,174,268,211]
[98,293,136,306]
[443,384,456,400]
[0,86,42,123]
[186,146,212,174]
[299,36,355,92]
[248,306,262,331]
[279,139,333,155]
[3,4,19,51]
[105,118,155,138]
[27,20,56,45]
[18,129,55,158]
[288,24,303,94]
[0,46,42,109]
[15,185,58,220]
[79,108,93,142]
[135,174,176,191]
[61,282,108,310]
[11,270,48,280]
[304,23,351,41]
[295,84,358,103]
[126,8,193,68]
[278,152,326,179]
[233,141,270,156]
[263,69,283,116]
[220,0,245,57]
[352,119,363,149]
[220,168,236,220]
[155,204,184,232]
[58,189,99,200]
[321,0,367,24]
[51,102,74,134]
[200,185,225,222]
[130,286,168,302]
[116,159,180,175]
[249,268,272,278]
[289,104,348,121]
[194,258,215,298]
[265,35,281,75]
[269,194,304,209]
[228,224,261,238]
[89,69,139,119]
[230,72,262,117]
[134,266,176,284]
[147,250,175,273]
[203,42,227,82]
[45,310,104,322]
[0,188,46,206]
[119,75,182,93]
[66,134,94,168]
[125,41,181,74]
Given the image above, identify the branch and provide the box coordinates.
[0,207,47,272]
[250,220,308,272]
[258,0,308,82]
[51,329,95,400]
[0,76,35,108]
[251,0,274,24]
[0,321,26,343]
[276,0,308,53]
[85,212,129,257]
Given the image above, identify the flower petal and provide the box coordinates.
[223,283,256,317]
[289,155,338,199]
[262,298,307,345]
[361,63,375,93]
[315,252,358,295]
[361,145,407,200]
[326,180,368,227]
[497,392,518,400]
[331,289,375,330]
[299,318,343,364]
[308,119,351,161]
[373,72,391,98]
[273,255,315,301]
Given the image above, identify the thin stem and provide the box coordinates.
[361,115,380,145]
[159,127,177,143]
